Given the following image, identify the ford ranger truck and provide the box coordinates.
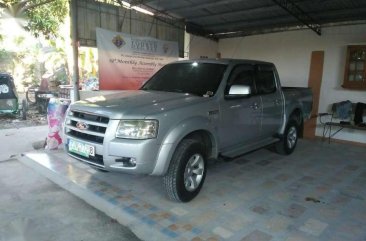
[64,59,313,202]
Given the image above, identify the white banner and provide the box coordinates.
[96,28,179,90]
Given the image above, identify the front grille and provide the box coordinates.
[68,129,104,143]
[73,111,109,124]
[65,110,109,144]
[70,120,106,134]
[68,151,104,167]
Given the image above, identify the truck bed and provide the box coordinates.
[282,87,313,120]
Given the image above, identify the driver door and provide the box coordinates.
[219,64,262,150]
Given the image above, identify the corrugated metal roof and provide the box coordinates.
[131,0,366,39]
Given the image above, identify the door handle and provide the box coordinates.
[274,99,281,105]
[250,102,259,110]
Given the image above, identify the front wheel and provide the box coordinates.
[163,139,207,202]
[275,119,298,155]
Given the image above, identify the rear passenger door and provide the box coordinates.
[255,64,284,138]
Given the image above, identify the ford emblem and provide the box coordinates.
[76,121,89,130]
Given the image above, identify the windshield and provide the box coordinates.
[141,62,228,97]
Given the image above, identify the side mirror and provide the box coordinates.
[226,85,251,99]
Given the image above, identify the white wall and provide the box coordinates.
[218,24,366,143]
[188,34,218,59]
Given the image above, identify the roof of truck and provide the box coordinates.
[173,58,274,65]
[0,72,12,77]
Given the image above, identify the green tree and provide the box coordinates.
[0,0,68,38]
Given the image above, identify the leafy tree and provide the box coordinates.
[0,0,68,38]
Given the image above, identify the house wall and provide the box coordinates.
[188,34,218,59]
[217,24,366,143]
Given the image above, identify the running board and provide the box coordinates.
[220,138,280,158]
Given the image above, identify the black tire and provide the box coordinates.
[26,87,37,104]
[275,119,299,155]
[163,139,207,202]
[20,99,27,120]
[38,103,47,114]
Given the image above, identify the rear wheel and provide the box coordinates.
[26,86,37,104]
[19,99,27,120]
[37,101,47,114]
[275,119,298,155]
[163,139,207,202]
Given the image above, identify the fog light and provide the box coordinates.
[129,158,136,166]
[115,157,136,167]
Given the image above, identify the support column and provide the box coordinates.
[71,0,80,101]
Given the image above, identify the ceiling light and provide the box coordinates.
[131,6,154,16]
[120,1,154,16]
[121,1,131,8]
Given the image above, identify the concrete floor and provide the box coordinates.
[20,139,366,241]
[0,159,140,241]
[0,125,48,161]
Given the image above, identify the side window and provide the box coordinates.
[225,64,255,94]
[256,65,277,94]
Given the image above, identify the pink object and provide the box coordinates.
[46,98,70,150]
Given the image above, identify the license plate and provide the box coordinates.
[68,139,95,158]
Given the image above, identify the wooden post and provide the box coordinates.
[304,51,324,139]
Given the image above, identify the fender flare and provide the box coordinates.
[151,116,218,176]
[280,102,304,136]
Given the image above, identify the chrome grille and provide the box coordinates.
[73,111,109,124]
[65,111,109,144]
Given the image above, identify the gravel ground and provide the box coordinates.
[0,92,48,130]
[0,107,47,130]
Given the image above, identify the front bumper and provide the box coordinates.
[64,135,163,174]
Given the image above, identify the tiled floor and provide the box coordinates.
[20,140,366,241]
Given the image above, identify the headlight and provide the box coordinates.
[116,120,158,139]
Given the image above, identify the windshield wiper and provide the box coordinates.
[167,89,184,93]
[167,89,203,97]
[142,88,203,97]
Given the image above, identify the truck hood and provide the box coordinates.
[70,90,207,119]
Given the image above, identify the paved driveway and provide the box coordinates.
[20,140,366,241]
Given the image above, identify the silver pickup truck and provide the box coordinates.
[64,59,312,202]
